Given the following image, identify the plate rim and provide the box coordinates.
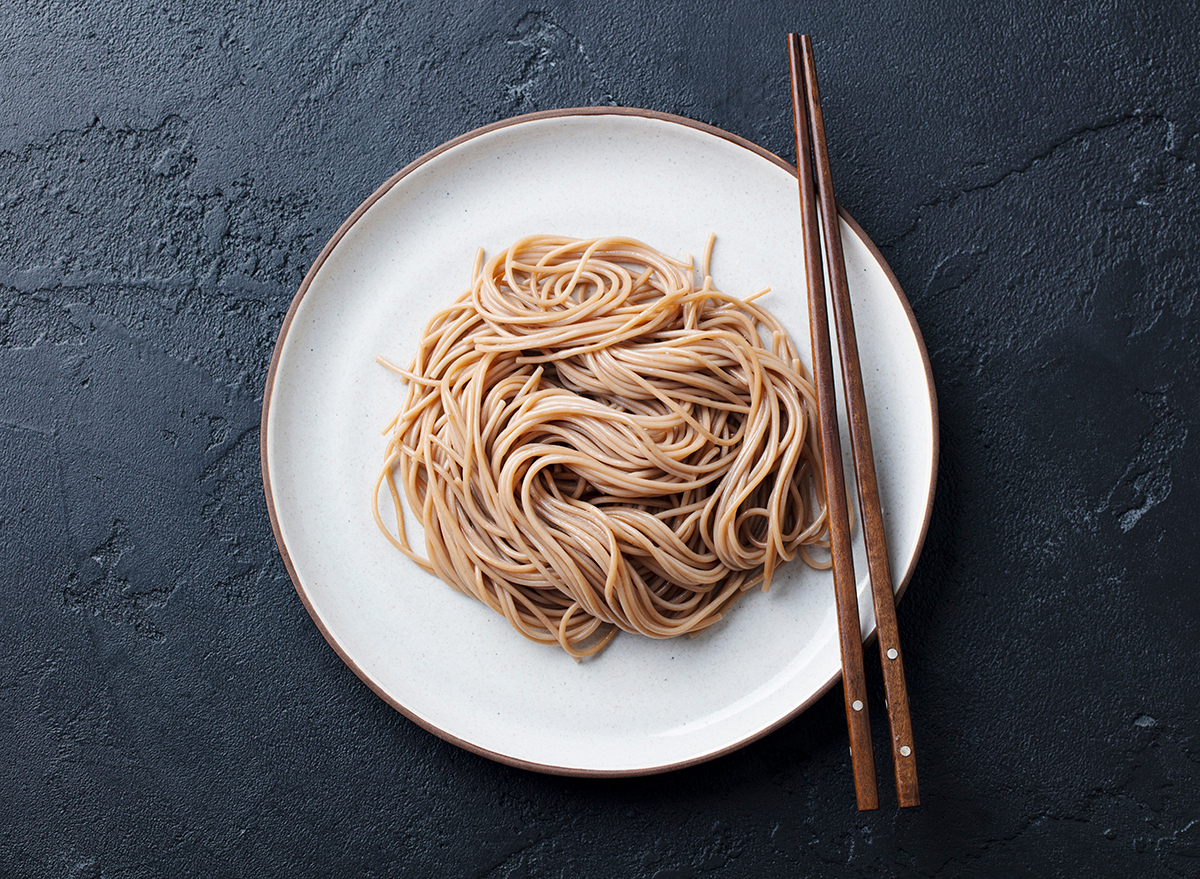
[260,106,940,777]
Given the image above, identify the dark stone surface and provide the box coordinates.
[2,1,1198,875]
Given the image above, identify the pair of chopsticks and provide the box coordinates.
[788,33,920,810]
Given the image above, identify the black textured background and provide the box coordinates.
[3,2,1199,876]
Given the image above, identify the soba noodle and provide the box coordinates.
[373,235,829,658]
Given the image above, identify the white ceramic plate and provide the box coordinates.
[262,108,937,776]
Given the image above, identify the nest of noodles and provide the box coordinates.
[375,235,830,658]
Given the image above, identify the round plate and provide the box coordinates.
[262,108,937,776]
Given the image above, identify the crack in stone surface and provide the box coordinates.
[886,113,1177,247]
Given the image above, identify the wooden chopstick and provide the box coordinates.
[789,33,921,809]
[787,33,878,811]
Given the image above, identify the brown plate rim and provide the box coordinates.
[259,106,939,777]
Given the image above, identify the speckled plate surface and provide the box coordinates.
[262,108,937,776]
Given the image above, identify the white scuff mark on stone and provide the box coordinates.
[1116,460,1174,531]
[503,11,615,107]
[1097,391,1186,532]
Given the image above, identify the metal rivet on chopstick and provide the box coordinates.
[852,700,863,711]
[900,746,912,757]
[887,648,898,660]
